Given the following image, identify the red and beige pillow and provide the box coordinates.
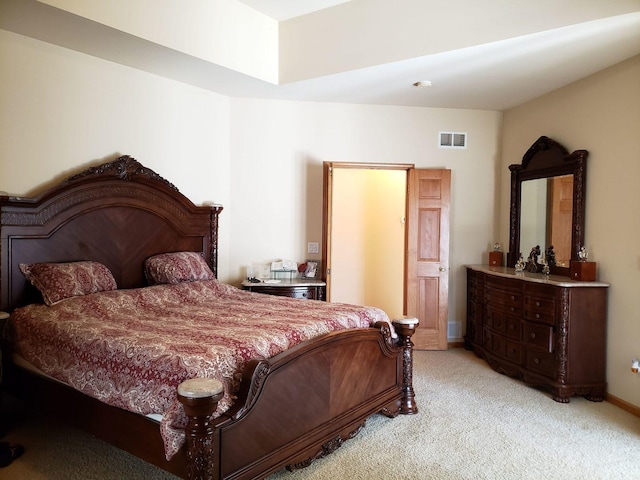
[20,261,118,306]
[144,251,215,285]
[20,252,214,305]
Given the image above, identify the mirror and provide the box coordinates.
[507,136,588,276]
[520,174,573,267]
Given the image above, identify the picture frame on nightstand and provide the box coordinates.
[302,260,320,279]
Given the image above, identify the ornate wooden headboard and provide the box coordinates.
[0,156,222,311]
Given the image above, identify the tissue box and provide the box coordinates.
[570,261,596,281]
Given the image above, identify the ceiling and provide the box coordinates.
[264,13,640,110]
[238,0,352,21]
[230,2,640,110]
[2,0,639,111]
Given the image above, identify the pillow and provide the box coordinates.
[20,261,118,306]
[144,251,215,285]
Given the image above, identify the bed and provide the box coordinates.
[0,156,418,480]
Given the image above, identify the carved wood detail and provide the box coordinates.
[2,185,195,228]
[178,389,224,480]
[228,360,271,421]
[507,136,588,277]
[286,421,366,472]
[66,155,179,191]
[392,320,419,415]
[556,287,570,385]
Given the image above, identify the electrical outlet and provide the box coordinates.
[307,242,319,254]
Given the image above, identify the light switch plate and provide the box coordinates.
[307,242,319,254]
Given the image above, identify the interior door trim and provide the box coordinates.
[321,162,414,302]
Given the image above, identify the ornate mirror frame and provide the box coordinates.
[507,136,588,277]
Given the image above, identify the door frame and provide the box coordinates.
[322,162,414,303]
[323,163,451,350]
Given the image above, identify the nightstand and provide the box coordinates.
[241,279,326,301]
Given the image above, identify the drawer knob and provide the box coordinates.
[535,301,541,307]
[535,313,540,319]
[510,295,515,300]
[530,333,536,339]
[534,358,540,364]
[511,307,515,312]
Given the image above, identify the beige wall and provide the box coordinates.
[0,29,233,279]
[230,98,503,337]
[500,55,640,408]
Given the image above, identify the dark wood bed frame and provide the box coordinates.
[0,156,418,480]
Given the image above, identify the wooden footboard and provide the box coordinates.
[179,319,418,480]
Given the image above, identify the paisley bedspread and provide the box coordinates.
[9,280,390,458]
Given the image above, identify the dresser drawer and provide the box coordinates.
[525,348,555,377]
[505,339,523,364]
[482,327,492,349]
[466,318,479,345]
[485,306,506,333]
[467,276,480,302]
[487,299,522,318]
[524,295,556,325]
[485,285,522,309]
[485,329,506,357]
[523,322,553,352]
[467,300,483,344]
[505,317,522,340]
[244,285,324,300]
[282,287,319,300]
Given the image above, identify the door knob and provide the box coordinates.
[439,266,446,272]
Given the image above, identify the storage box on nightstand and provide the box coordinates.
[570,261,596,281]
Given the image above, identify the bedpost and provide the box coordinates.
[177,378,224,480]
[207,205,223,279]
[392,318,419,415]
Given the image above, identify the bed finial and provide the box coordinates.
[65,155,179,192]
[392,318,419,415]
[178,378,224,480]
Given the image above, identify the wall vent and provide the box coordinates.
[439,131,467,149]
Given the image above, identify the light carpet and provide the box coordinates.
[2,349,639,479]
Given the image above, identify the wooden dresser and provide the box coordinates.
[465,265,608,403]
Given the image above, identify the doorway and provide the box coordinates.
[322,162,451,350]
[329,166,407,319]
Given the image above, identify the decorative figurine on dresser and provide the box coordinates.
[525,245,541,273]
[465,136,609,403]
[545,246,556,267]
